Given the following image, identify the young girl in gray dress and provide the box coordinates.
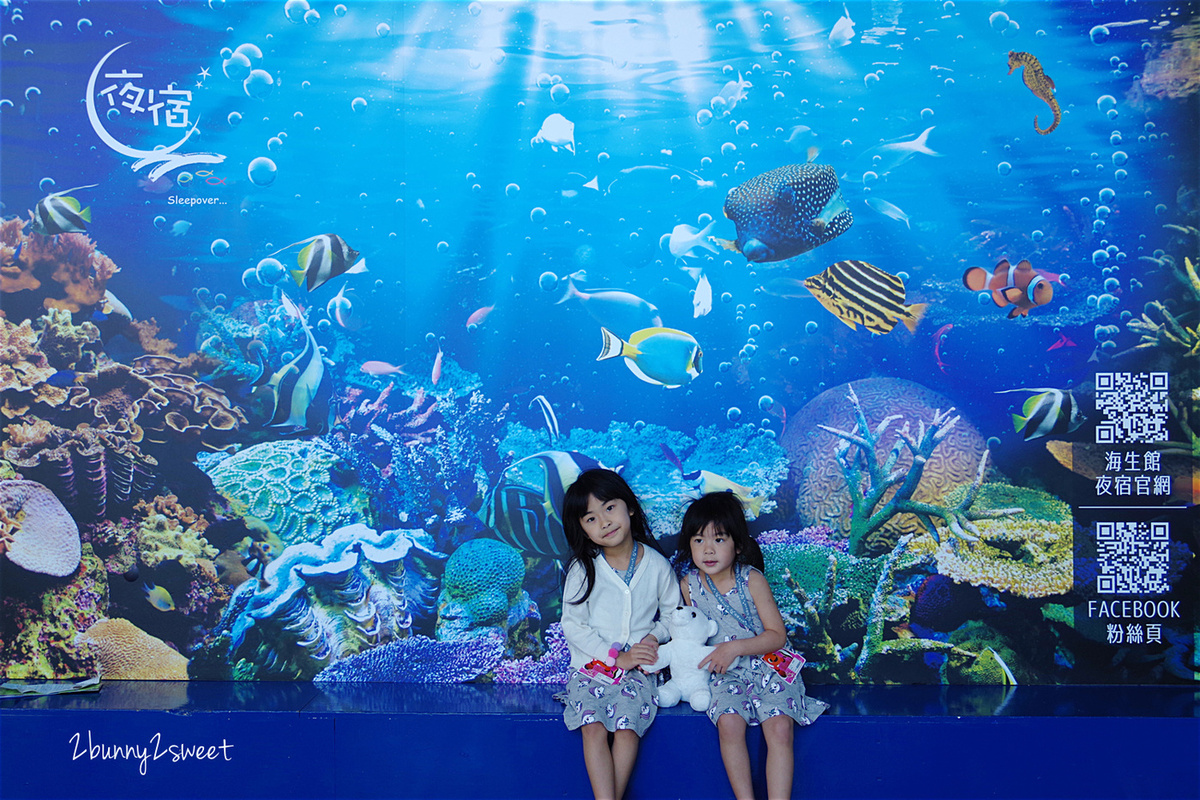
[677,492,827,800]
[560,469,681,800]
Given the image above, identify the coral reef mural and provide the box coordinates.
[0,0,1196,689]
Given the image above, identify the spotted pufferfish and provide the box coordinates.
[717,161,854,263]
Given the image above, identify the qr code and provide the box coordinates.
[1094,372,1169,443]
[1096,521,1170,594]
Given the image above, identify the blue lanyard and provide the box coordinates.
[619,540,639,586]
[704,568,762,635]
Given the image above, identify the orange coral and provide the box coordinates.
[0,219,119,319]
[76,618,189,680]
[135,494,209,536]
[126,317,178,356]
[0,316,67,419]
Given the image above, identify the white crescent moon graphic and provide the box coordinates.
[86,43,226,181]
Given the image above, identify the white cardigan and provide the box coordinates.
[560,546,681,670]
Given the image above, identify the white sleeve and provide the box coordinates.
[649,557,681,643]
[560,562,610,662]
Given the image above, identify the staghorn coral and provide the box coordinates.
[206,438,371,545]
[0,479,81,576]
[75,617,188,680]
[808,383,1019,557]
[436,539,540,658]
[2,417,159,521]
[0,219,118,321]
[782,378,992,555]
[760,528,883,681]
[0,544,107,680]
[36,308,100,371]
[0,316,67,419]
[220,523,445,680]
[312,635,504,683]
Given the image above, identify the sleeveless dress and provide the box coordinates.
[687,565,828,727]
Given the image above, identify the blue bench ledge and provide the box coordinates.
[2,682,1197,800]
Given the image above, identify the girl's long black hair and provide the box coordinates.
[563,469,662,605]
[676,491,764,572]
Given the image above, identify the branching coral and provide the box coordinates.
[328,388,506,552]
[784,378,991,555]
[818,384,1021,557]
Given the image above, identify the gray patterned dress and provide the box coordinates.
[687,566,828,727]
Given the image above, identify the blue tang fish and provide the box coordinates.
[597,326,702,388]
[717,162,853,262]
[483,450,606,559]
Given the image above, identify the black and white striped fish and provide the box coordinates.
[803,259,926,335]
[269,233,367,292]
[31,184,99,235]
[717,161,853,262]
[997,387,1085,441]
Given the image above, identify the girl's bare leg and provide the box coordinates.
[762,715,795,800]
[581,722,617,799]
[611,729,640,799]
[717,713,754,800]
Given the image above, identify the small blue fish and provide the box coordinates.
[31,184,99,235]
[717,162,853,262]
[46,370,78,388]
[864,197,911,229]
[597,326,702,389]
[558,275,662,338]
[143,582,176,612]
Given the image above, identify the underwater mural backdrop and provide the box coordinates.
[0,0,1196,687]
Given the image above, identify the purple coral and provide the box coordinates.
[313,635,504,683]
[758,526,847,553]
[493,623,571,684]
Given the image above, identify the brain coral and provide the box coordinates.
[206,439,371,544]
[437,538,538,652]
[780,378,989,554]
[0,479,81,576]
[76,617,189,680]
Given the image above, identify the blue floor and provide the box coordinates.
[2,682,1197,799]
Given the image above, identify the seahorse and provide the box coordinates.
[1008,50,1060,135]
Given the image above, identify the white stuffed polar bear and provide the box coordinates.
[646,606,719,712]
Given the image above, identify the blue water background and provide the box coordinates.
[1,0,1195,506]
